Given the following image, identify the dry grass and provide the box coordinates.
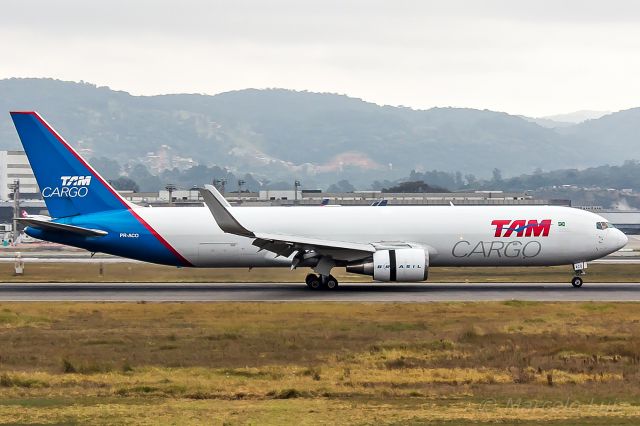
[0,262,638,283]
[1,302,640,424]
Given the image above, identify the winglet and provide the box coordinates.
[199,185,255,237]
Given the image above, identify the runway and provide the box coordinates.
[1,282,640,302]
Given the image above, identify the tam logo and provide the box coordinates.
[492,219,552,237]
[60,176,91,186]
[42,175,92,198]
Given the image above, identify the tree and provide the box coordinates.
[128,164,162,192]
[492,168,503,183]
[465,174,477,187]
[455,171,463,188]
[326,179,355,193]
[91,156,121,180]
[382,181,449,193]
[110,177,139,192]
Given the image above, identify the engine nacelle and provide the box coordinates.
[346,248,429,282]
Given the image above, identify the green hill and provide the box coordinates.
[0,78,637,188]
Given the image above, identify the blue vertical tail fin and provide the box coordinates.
[10,111,130,218]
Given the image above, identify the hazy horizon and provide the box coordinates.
[2,1,640,117]
[0,77,622,120]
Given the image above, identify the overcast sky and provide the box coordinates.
[2,0,640,116]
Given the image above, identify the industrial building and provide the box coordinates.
[257,189,569,206]
[119,188,569,207]
[0,151,39,200]
[0,150,638,235]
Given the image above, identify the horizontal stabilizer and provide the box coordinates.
[17,218,108,237]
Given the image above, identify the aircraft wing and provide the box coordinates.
[199,185,375,260]
[16,218,108,237]
[252,232,375,259]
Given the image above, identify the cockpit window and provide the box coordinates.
[596,221,615,230]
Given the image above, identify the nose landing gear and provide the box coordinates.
[571,276,583,288]
[571,262,587,288]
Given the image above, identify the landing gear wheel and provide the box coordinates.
[324,275,339,290]
[305,273,322,290]
[571,276,583,288]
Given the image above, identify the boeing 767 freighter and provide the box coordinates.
[9,111,628,289]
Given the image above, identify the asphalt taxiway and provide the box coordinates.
[1,282,640,302]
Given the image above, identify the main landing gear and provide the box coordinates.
[305,273,339,290]
[571,262,586,288]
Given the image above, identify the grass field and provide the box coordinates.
[1,302,640,424]
[1,261,639,283]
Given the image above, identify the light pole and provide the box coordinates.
[165,183,176,207]
[213,178,227,195]
[294,180,301,204]
[9,180,19,242]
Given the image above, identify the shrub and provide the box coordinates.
[0,373,47,388]
[302,367,321,380]
[458,327,481,342]
[273,388,303,399]
[0,373,12,387]
[385,357,410,369]
[513,368,536,384]
[62,359,77,373]
[185,390,213,400]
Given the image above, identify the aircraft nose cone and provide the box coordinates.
[617,230,629,250]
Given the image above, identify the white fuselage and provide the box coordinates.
[133,205,627,268]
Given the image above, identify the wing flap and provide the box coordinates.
[254,232,375,253]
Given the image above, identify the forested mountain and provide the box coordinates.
[0,78,638,189]
[559,108,640,163]
[403,161,640,192]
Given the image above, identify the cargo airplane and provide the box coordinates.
[10,111,628,289]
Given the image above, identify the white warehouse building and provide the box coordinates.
[0,151,39,201]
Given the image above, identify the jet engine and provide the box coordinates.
[346,248,429,282]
